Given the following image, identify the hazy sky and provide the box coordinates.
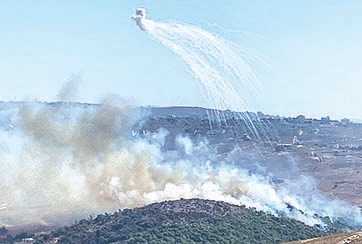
[1,1,362,119]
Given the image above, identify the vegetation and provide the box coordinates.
[1,198,345,244]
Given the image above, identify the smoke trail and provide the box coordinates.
[133,8,261,112]
[0,102,361,227]
[132,8,267,140]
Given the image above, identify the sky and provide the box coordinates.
[1,1,362,119]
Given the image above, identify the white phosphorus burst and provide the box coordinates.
[133,8,261,112]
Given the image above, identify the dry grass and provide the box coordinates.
[285,232,362,244]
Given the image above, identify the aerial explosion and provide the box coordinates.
[132,8,148,31]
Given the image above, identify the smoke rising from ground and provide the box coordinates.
[0,102,361,227]
[56,74,81,101]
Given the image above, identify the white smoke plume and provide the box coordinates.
[176,135,194,155]
[0,101,361,227]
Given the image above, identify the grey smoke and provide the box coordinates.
[56,74,81,101]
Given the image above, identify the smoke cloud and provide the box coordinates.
[0,101,361,227]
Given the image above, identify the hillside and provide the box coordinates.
[2,198,350,244]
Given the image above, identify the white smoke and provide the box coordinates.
[132,8,261,112]
[0,102,361,227]
[176,135,193,155]
[132,8,148,31]
[132,8,266,140]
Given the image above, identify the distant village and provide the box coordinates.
[256,112,353,126]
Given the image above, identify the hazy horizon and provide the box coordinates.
[0,100,357,121]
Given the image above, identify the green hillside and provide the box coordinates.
[3,198,351,244]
